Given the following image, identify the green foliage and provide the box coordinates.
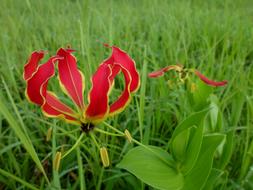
[170,109,208,173]
[0,90,49,184]
[188,80,213,110]
[182,134,225,190]
[117,146,184,190]
[118,110,226,190]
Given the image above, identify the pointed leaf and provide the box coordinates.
[182,134,225,190]
[117,146,184,190]
[170,109,208,167]
[202,169,223,190]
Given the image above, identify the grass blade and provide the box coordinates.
[0,94,49,184]
[0,168,39,190]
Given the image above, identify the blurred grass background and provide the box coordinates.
[0,0,253,189]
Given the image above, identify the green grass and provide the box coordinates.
[0,0,253,189]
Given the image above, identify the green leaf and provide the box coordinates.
[170,109,208,172]
[205,95,223,133]
[117,146,184,190]
[171,109,209,141]
[218,130,234,169]
[188,80,213,111]
[181,120,204,174]
[182,134,225,190]
[171,127,192,162]
[202,169,223,190]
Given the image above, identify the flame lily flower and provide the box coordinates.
[148,65,227,87]
[24,45,140,132]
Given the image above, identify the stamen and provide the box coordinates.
[53,151,62,171]
[100,147,110,167]
[124,129,133,143]
[46,127,52,142]
[81,122,95,133]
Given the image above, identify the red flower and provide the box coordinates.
[148,65,227,87]
[24,45,140,130]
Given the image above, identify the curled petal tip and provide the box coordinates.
[103,43,111,48]
[66,48,75,53]
[23,50,46,80]
[59,47,75,53]
[106,46,140,115]
[195,70,228,87]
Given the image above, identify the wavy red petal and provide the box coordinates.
[109,65,131,114]
[24,54,78,122]
[42,102,79,123]
[195,70,228,87]
[85,63,111,121]
[110,46,140,92]
[23,51,45,80]
[42,93,79,124]
[57,48,84,109]
[148,67,167,78]
[109,64,121,83]
[26,56,59,105]
[100,45,140,115]
[46,92,76,115]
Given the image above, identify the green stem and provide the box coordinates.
[76,147,86,190]
[103,122,125,136]
[52,123,61,188]
[62,133,85,159]
[94,127,124,137]
[89,132,100,149]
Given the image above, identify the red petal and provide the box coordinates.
[42,92,80,125]
[45,92,77,116]
[23,51,45,80]
[24,54,79,124]
[26,56,59,105]
[194,70,228,87]
[57,48,85,109]
[109,64,132,114]
[103,46,140,115]
[85,64,111,123]
[148,65,183,78]
[110,46,140,92]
